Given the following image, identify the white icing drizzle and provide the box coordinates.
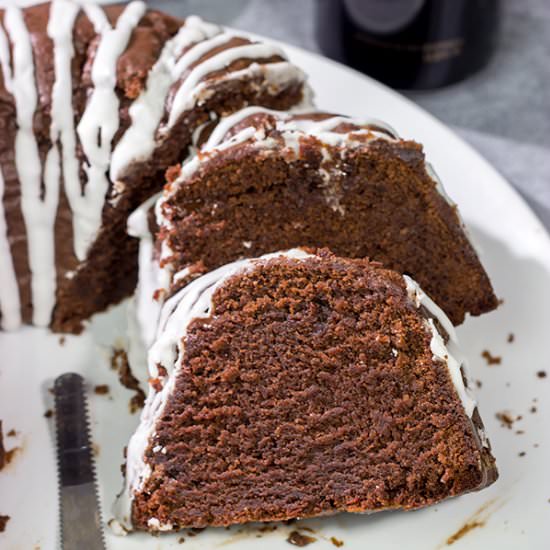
[403,274,479,421]
[45,0,81,291]
[4,7,58,326]
[111,24,309,187]
[127,193,162,349]
[75,1,146,260]
[115,249,311,531]
[0,20,12,94]
[204,107,398,151]
[167,42,288,128]
[189,119,213,149]
[125,297,150,393]
[0,167,22,330]
[82,2,109,32]
[203,105,278,149]
[110,16,221,181]
[47,0,104,273]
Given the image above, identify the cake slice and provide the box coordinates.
[0,1,310,332]
[118,249,497,532]
[140,108,497,329]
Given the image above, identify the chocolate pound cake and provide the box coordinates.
[0,1,310,332]
[136,108,497,337]
[117,249,497,532]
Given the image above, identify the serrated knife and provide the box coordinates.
[54,373,106,549]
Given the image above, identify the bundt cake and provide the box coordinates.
[0,1,310,332]
[130,107,496,349]
[117,249,497,532]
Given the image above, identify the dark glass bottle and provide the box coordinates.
[316,0,501,89]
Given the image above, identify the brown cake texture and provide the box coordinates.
[0,1,309,333]
[144,108,497,328]
[120,249,497,532]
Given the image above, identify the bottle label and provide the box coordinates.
[352,32,464,63]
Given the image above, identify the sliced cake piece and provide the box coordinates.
[0,1,310,332]
[118,249,497,532]
[143,108,497,328]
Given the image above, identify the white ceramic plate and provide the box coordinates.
[1,37,550,550]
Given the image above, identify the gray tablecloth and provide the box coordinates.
[152,0,550,232]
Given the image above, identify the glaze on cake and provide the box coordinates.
[117,249,497,531]
[0,1,310,332]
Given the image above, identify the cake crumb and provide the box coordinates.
[178,537,185,544]
[481,350,501,365]
[107,518,129,536]
[507,333,514,343]
[444,498,500,545]
[4,447,20,466]
[516,430,524,435]
[530,406,537,413]
[258,524,278,533]
[94,384,110,395]
[7,429,16,437]
[519,451,526,457]
[537,370,547,378]
[58,335,66,346]
[92,443,100,457]
[331,536,344,547]
[111,348,146,413]
[44,409,53,418]
[287,530,317,546]
[0,515,10,532]
[495,411,515,429]
[129,393,145,414]
[475,380,482,388]
[446,520,485,545]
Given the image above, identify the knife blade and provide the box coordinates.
[54,372,106,549]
